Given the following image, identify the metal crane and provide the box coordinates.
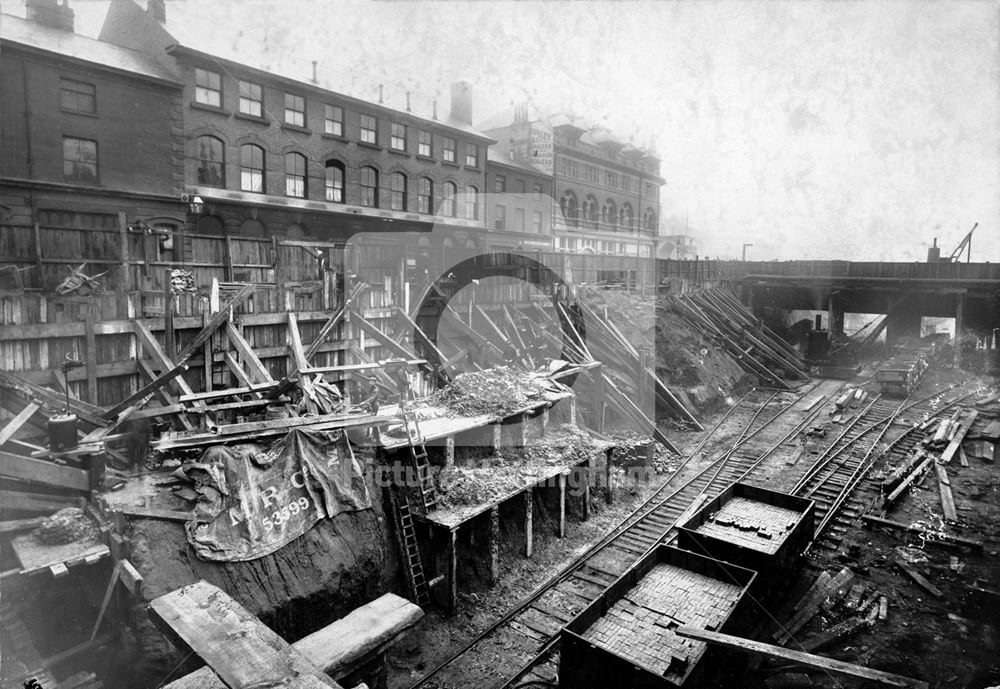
[948,223,977,263]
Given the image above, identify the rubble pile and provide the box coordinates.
[33,507,99,545]
[433,367,548,418]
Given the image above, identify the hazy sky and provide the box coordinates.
[35,0,1000,260]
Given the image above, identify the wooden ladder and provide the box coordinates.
[399,399,438,513]
[389,487,430,607]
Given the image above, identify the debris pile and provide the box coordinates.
[33,507,99,545]
[433,367,548,417]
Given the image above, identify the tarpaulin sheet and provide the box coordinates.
[184,428,371,561]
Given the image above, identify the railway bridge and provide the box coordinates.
[734,260,1000,365]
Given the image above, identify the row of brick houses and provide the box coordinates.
[1,0,663,258]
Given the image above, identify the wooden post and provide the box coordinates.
[637,347,649,417]
[955,293,965,370]
[605,447,614,504]
[447,528,458,616]
[33,221,43,279]
[557,471,567,538]
[164,268,176,362]
[491,423,502,456]
[581,459,590,521]
[84,307,98,404]
[524,487,533,558]
[595,366,606,433]
[540,408,549,436]
[517,412,528,446]
[488,506,500,588]
[568,396,577,426]
[202,310,212,392]
[118,212,131,292]
[224,236,234,282]
[444,434,455,468]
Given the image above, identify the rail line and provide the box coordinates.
[410,380,843,689]
[792,384,976,550]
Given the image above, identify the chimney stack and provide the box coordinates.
[449,81,473,125]
[311,60,318,84]
[146,0,166,23]
[26,0,75,32]
[378,84,384,104]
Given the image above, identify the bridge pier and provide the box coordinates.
[955,293,965,370]
[885,296,922,343]
[827,292,845,338]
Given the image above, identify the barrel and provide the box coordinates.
[48,414,79,451]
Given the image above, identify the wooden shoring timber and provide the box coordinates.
[153,411,392,451]
[149,580,343,689]
[137,359,195,431]
[441,307,505,358]
[601,372,679,454]
[935,464,958,522]
[286,311,318,412]
[101,363,188,420]
[0,369,106,429]
[676,627,928,689]
[173,283,255,365]
[0,450,90,491]
[646,367,703,430]
[713,287,804,363]
[473,305,512,348]
[500,305,534,369]
[555,302,595,362]
[163,592,422,689]
[304,281,369,361]
[396,307,448,370]
[0,489,85,513]
[133,321,207,411]
[860,514,983,551]
[179,382,280,403]
[224,322,274,384]
[349,346,396,390]
[349,309,422,363]
[0,402,42,446]
[885,457,934,504]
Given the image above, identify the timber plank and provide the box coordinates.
[676,626,928,689]
[0,450,90,490]
[0,402,42,446]
[149,580,343,689]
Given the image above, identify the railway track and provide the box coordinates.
[793,384,977,550]
[411,380,844,689]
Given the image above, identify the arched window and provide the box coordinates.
[442,182,456,217]
[285,152,307,198]
[324,160,345,203]
[602,199,617,226]
[239,144,265,193]
[360,166,378,207]
[620,203,633,229]
[390,172,407,211]
[464,185,479,220]
[643,207,657,232]
[583,195,598,222]
[196,136,224,187]
[417,177,433,214]
[559,190,578,225]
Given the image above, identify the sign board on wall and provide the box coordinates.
[530,122,554,175]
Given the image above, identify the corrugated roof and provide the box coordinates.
[0,13,180,85]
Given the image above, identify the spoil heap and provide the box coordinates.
[432,367,549,417]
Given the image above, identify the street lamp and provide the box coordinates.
[742,242,754,261]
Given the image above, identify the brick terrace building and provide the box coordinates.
[0,0,185,256]
[98,0,494,247]
[482,150,555,251]
[481,106,664,258]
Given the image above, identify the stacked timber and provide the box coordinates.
[667,287,808,389]
[875,352,929,398]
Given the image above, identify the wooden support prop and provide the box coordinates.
[84,308,98,403]
[860,515,983,551]
[225,322,274,383]
[149,580,343,689]
[447,529,458,616]
[117,506,193,522]
[0,402,41,446]
[0,489,84,513]
[524,487,533,558]
[581,457,591,521]
[895,558,942,597]
[102,363,188,419]
[675,626,928,689]
[557,471,567,539]
[396,306,448,362]
[0,450,90,491]
[304,282,368,360]
[501,305,533,368]
[0,517,45,534]
[165,593,422,689]
[349,309,421,362]
[175,283,255,364]
[488,506,500,588]
[137,359,195,431]
[133,321,202,404]
[179,381,279,403]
